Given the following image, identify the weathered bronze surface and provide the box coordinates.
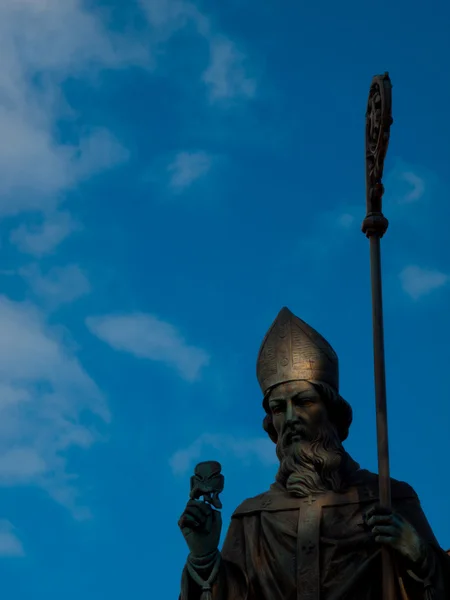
[362,72,392,239]
[363,72,395,600]
[257,307,339,396]
[178,311,450,600]
[190,461,224,510]
[177,76,450,599]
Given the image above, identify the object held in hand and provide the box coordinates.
[190,461,224,509]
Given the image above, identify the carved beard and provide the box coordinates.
[275,421,345,497]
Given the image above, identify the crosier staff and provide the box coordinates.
[361,72,395,600]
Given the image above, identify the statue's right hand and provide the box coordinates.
[178,499,222,557]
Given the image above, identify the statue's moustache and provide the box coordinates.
[281,422,309,447]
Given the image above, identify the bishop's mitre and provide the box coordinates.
[256,306,339,395]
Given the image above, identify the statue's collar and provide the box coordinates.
[232,462,416,517]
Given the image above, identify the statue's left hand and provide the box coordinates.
[365,505,427,567]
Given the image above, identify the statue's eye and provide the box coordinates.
[272,406,282,415]
[295,397,314,407]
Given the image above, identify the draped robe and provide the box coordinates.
[180,469,450,600]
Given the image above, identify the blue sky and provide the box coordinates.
[0,0,449,597]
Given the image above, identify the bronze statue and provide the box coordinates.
[177,73,449,599]
[178,307,450,599]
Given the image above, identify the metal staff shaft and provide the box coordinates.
[369,235,391,509]
[369,234,395,600]
[362,72,395,600]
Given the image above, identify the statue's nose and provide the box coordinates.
[285,400,297,422]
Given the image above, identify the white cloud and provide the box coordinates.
[139,0,255,103]
[20,264,90,308]
[203,36,256,102]
[0,296,109,517]
[0,448,47,481]
[168,151,212,191]
[300,205,360,261]
[399,265,449,300]
[0,521,24,557]
[398,171,426,204]
[338,213,355,229]
[170,433,277,476]
[86,312,210,382]
[0,1,143,203]
[138,0,204,37]
[10,212,81,257]
[0,0,147,249]
[385,163,432,210]
[0,0,254,242]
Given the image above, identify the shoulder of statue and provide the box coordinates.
[232,491,270,517]
[391,478,418,500]
[232,488,287,517]
[352,469,418,501]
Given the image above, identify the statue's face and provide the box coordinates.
[268,380,327,446]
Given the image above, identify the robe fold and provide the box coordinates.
[180,469,450,600]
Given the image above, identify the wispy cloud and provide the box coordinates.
[169,433,276,476]
[385,162,433,208]
[10,212,81,257]
[86,312,210,382]
[299,205,360,261]
[0,1,145,223]
[1,1,255,254]
[139,0,256,103]
[0,296,109,517]
[203,36,256,102]
[138,0,204,37]
[0,0,253,530]
[337,212,356,229]
[396,171,426,204]
[399,265,449,300]
[20,264,90,308]
[168,151,212,192]
[0,521,24,557]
